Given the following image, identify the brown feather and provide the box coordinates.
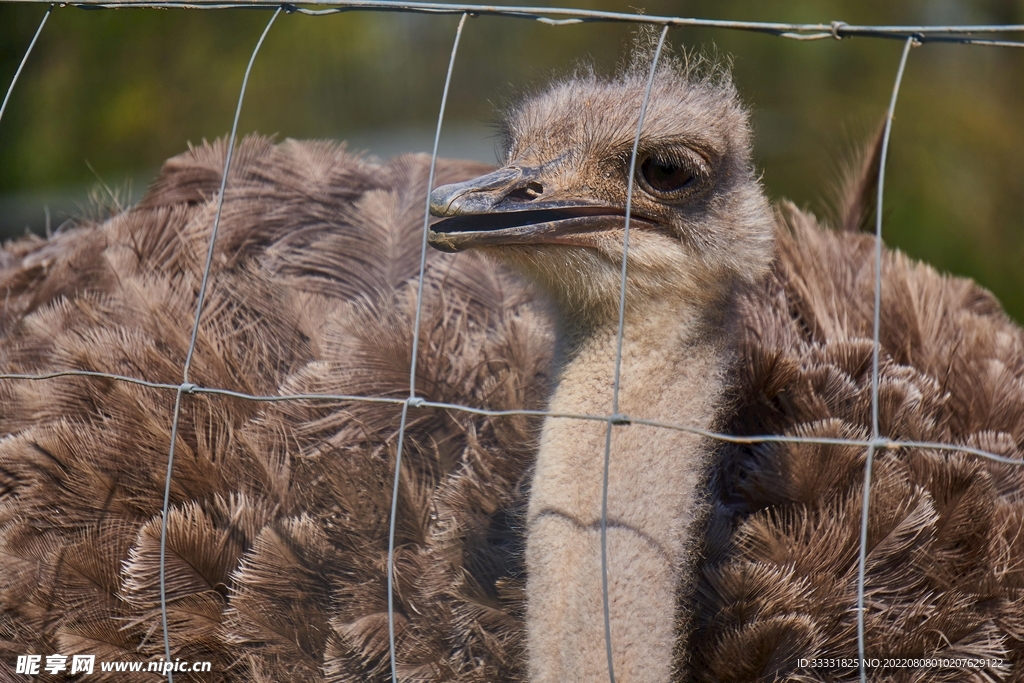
[832,121,886,234]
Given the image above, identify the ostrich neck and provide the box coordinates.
[526,300,729,683]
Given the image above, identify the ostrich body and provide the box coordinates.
[2,56,1024,683]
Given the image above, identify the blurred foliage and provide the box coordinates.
[0,0,1022,320]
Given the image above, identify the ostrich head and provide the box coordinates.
[428,56,775,324]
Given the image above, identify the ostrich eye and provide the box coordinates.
[638,155,696,196]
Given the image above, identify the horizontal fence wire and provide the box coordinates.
[1,370,1019,465]
[1,4,1023,683]
[7,0,1024,45]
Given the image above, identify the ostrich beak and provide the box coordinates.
[427,166,655,253]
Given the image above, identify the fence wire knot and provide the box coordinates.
[831,21,848,39]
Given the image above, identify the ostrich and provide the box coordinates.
[1,50,1023,683]
[428,55,774,683]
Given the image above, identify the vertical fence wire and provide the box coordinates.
[1,4,1022,682]
[157,6,282,678]
[600,23,670,683]
[0,3,52,135]
[387,13,468,683]
[179,7,283,382]
[855,34,916,683]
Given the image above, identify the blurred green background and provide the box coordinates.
[1,1,1022,320]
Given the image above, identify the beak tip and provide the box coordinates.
[429,186,457,218]
[427,229,461,253]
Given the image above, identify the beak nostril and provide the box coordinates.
[508,181,545,202]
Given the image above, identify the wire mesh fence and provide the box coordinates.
[2,3,1024,682]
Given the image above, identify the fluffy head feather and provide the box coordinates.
[431,55,773,327]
